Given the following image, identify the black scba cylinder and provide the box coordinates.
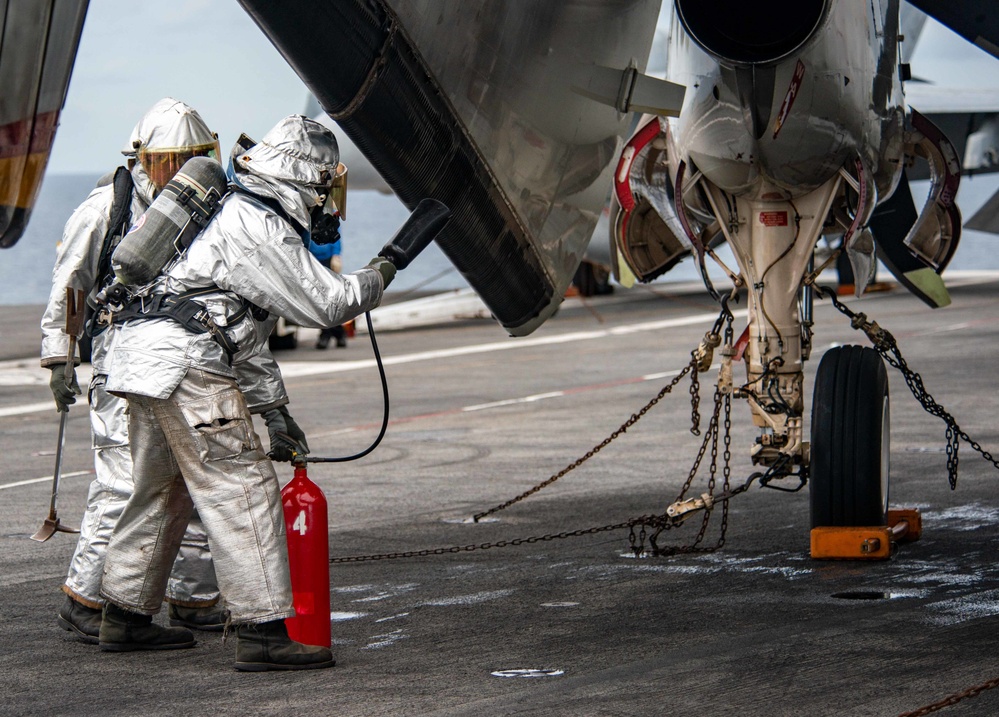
[112,156,228,286]
[675,0,827,65]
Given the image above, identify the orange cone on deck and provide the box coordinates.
[282,464,331,647]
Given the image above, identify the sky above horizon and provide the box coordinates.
[47,0,999,174]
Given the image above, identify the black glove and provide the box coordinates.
[49,364,81,412]
[262,405,309,462]
[367,257,396,289]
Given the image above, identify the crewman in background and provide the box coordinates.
[310,237,350,349]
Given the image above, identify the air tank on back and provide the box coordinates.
[111,156,228,287]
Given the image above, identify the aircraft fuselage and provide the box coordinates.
[668,0,904,203]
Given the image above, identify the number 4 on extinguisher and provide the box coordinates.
[292,510,307,535]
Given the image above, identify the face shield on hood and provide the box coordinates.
[123,98,220,194]
[228,115,340,231]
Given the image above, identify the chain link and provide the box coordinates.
[815,285,999,489]
[471,355,699,523]
[689,355,702,436]
[331,306,753,563]
[898,674,999,717]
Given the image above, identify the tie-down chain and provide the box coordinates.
[811,283,999,489]
[331,305,767,563]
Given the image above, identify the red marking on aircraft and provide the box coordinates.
[773,60,806,139]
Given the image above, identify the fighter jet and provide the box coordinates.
[230,0,999,532]
[2,0,998,535]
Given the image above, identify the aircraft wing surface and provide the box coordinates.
[0,0,89,248]
[238,0,661,336]
[907,0,999,59]
[904,85,999,180]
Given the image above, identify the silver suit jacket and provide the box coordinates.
[40,165,153,374]
[106,191,384,401]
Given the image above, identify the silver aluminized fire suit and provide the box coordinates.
[102,116,384,623]
[41,99,291,612]
[39,160,227,610]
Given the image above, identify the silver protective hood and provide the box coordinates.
[129,161,156,207]
[230,115,340,230]
[122,97,216,156]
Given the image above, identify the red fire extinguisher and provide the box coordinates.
[281,463,331,647]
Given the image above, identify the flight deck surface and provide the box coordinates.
[1,274,998,716]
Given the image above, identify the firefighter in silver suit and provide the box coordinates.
[41,98,233,643]
[100,115,395,670]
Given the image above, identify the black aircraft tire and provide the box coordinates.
[809,345,890,528]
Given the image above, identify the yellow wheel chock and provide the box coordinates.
[810,509,921,560]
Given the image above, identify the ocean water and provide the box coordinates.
[0,176,469,306]
[1,173,997,306]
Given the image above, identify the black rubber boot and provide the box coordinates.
[57,595,101,645]
[99,602,196,652]
[168,603,229,632]
[234,620,335,672]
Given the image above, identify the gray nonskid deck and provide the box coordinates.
[2,276,998,716]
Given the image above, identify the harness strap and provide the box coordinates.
[110,287,247,364]
[86,167,135,337]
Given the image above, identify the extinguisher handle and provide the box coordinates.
[276,430,309,460]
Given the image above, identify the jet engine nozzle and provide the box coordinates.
[675,0,827,66]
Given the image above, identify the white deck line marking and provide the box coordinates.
[0,401,58,418]
[0,470,93,491]
[0,310,735,418]
[279,310,744,380]
[463,391,567,412]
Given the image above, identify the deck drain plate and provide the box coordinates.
[831,591,890,600]
[491,669,565,678]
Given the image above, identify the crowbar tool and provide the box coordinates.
[31,288,85,542]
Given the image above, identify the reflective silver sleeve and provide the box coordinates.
[40,193,110,367]
[236,315,289,414]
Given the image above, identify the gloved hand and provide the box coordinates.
[262,405,309,462]
[49,364,81,412]
[367,256,396,289]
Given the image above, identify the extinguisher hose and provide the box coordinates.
[300,310,389,463]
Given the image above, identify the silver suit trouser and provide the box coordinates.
[101,369,294,623]
[64,375,220,608]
